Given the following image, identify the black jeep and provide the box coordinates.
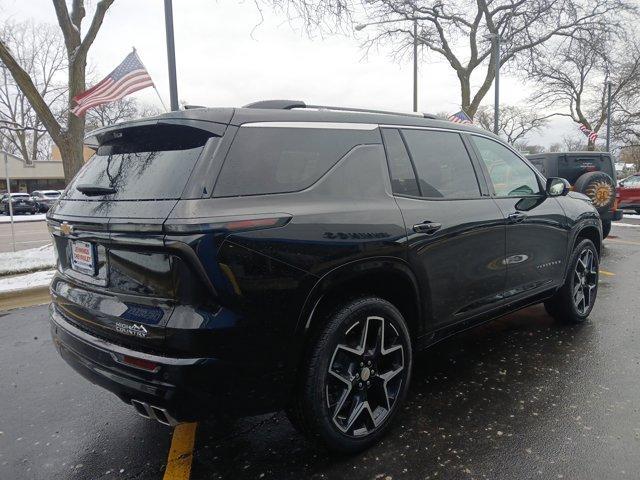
[48,101,602,453]
[526,152,621,238]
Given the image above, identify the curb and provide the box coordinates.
[0,285,51,311]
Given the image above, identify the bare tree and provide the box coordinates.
[85,98,162,130]
[560,135,590,152]
[527,29,640,150]
[358,0,630,118]
[475,105,550,144]
[0,0,114,182]
[0,21,67,163]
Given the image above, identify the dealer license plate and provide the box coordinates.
[71,240,96,275]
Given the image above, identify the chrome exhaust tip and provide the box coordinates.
[130,399,179,426]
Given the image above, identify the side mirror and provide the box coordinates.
[546,177,570,197]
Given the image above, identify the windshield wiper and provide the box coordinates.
[76,184,116,196]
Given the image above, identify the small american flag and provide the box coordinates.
[448,110,473,124]
[71,50,154,117]
[579,123,598,143]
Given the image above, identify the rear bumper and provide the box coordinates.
[49,304,287,423]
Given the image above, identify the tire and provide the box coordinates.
[287,296,412,453]
[601,219,612,239]
[544,239,599,324]
[573,171,616,215]
[635,208,640,215]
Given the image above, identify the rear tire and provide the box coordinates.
[287,296,412,453]
[544,239,599,324]
[601,219,611,239]
[635,208,640,215]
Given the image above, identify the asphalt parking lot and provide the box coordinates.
[1,220,639,480]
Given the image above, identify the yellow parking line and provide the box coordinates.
[163,422,197,480]
[600,270,615,277]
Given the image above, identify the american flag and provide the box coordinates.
[71,50,154,117]
[579,123,598,143]
[448,110,473,124]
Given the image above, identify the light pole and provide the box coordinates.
[487,33,501,135]
[606,81,612,152]
[356,18,420,112]
[164,0,179,111]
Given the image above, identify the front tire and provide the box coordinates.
[287,296,412,453]
[601,219,611,239]
[544,239,599,324]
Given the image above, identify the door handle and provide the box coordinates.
[508,212,527,223]
[413,222,442,234]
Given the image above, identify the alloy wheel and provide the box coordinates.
[325,316,405,437]
[572,248,598,315]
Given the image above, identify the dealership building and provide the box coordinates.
[1,150,65,193]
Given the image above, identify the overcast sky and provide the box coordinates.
[1,0,576,146]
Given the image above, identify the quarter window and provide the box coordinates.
[381,129,420,197]
[471,136,542,197]
[401,130,481,198]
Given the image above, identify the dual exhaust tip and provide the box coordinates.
[131,399,179,427]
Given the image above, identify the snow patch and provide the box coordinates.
[0,270,54,294]
[0,213,47,223]
[0,244,57,276]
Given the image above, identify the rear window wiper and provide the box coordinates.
[76,184,116,196]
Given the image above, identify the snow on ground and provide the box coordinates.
[0,244,56,276]
[613,222,640,228]
[0,270,54,294]
[0,213,46,223]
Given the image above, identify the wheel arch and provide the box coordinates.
[296,257,424,345]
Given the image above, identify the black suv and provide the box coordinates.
[48,101,602,453]
[526,152,621,238]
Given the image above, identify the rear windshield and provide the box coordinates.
[43,192,60,198]
[66,125,216,201]
[560,155,614,183]
[213,126,375,197]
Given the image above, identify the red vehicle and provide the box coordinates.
[617,173,640,214]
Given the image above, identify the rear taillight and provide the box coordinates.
[164,215,291,234]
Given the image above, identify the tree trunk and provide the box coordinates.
[458,72,473,118]
[62,53,88,184]
[587,140,596,151]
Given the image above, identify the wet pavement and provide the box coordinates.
[1,222,639,480]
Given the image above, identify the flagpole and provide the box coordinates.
[132,47,169,113]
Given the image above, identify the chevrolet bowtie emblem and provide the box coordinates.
[60,222,74,235]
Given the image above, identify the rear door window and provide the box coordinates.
[66,125,216,201]
[213,125,376,197]
[381,128,420,197]
[401,129,481,198]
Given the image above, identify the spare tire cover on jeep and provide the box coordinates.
[573,171,616,214]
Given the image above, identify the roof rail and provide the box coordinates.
[305,104,438,120]
[243,100,306,110]
[242,99,437,119]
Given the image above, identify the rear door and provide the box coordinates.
[382,127,506,329]
[468,134,568,298]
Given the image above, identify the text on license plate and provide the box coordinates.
[71,240,95,275]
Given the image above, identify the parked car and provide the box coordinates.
[31,190,61,212]
[48,101,602,453]
[526,152,621,238]
[617,173,640,214]
[1,192,38,215]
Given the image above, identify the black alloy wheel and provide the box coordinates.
[571,247,598,315]
[287,296,412,453]
[544,238,599,323]
[326,315,405,437]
